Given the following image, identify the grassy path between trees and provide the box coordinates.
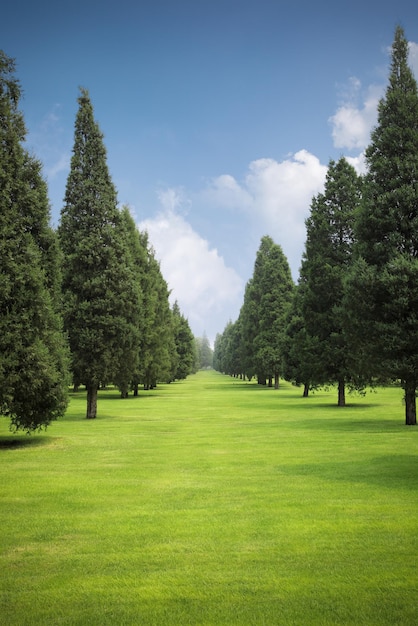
[1,370,417,625]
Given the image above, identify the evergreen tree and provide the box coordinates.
[135,235,176,389]
[113,207,143,397]
[213,332,224,373]
[239,277,258,380]
[345,26,418,424]
[214,321,236,376]
[0,51,69,432]
[196,334,213,369]
[282,285,320,397]
[225,318,244,378]
[300,158,362,405]
[171,301,195,380]
[59,89,141,418]
[241,236,294,387]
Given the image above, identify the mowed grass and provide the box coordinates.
[1,371,417,625]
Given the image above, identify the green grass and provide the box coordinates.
[1,370,417,625]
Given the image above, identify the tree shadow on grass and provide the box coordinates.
[279,454,418,491]
[297,416,404,433]
[69,391,163,401]
[0,435,50,450]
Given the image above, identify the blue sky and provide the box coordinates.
[3,0,418,343]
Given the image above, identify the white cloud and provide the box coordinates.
[138,206,243,343]
[157,186,190,214]
[329,79,382,151]
[200,174,253,211]
[345,153,368,175]
[409,41,418,76]
[200,150,327,279]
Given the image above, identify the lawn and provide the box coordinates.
[1,370,417,625]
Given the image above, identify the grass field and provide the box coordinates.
[1,370,417,625]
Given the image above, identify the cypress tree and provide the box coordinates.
[282,285,321,397]
[241,236,294,387]
[59,89,141,417]
[171,301,195,380]
[345,26,418,424]
[300,158,362,405]
[134,233,176,389]
[0,51,69,432]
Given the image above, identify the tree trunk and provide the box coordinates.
[303,383,309,397]
[274,373,279,389]
[404,381,417,426]
[337,379,345,407]
[268,376,273,388]
[86,385,98,419]
[133,383,138,397]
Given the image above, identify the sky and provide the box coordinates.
[3,0,418,344]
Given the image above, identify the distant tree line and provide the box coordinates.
[214,27,418,426]
[0,55,205,431]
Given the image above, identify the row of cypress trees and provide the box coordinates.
[214,27,418,425]
[0,55,197,431]
[213,235,294,389]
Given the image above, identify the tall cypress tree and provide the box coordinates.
[241,236,294,387]
[113,207,145,398]
[59,89,141,418]
[132,233,175,390]
[0,51,69,432]
[171,301,195,380]
[300,158,362,405]
[282,285,321,397]
[345,26,418,424]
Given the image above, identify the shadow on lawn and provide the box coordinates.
[69,391,164,401]
[0,435,49,450]
[280,454,418,491]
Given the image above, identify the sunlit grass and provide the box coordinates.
[1,371,417,624]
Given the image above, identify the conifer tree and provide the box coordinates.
[134,234,176,389]
[112,207,143,397]
[345,26,418,424]
[299,158,362,405]
[282,285,320,397]
[240,236,294,387]
[171,301,195,380]
[59,89,141,417]
[196,333,213,369]
[0,51,69,432]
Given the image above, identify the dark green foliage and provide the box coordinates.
[0,51,69,432]
[220,318,244,378]
[345,26,418,424]
[282,285,321,396]
[59,89,141,416]
[214,322,240,376]
[134,233,176,389]
[112,207,144,397]
[299,158,362,405]
[172,301,196,380]
[213,332,225,373]
[240,236,294,386]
